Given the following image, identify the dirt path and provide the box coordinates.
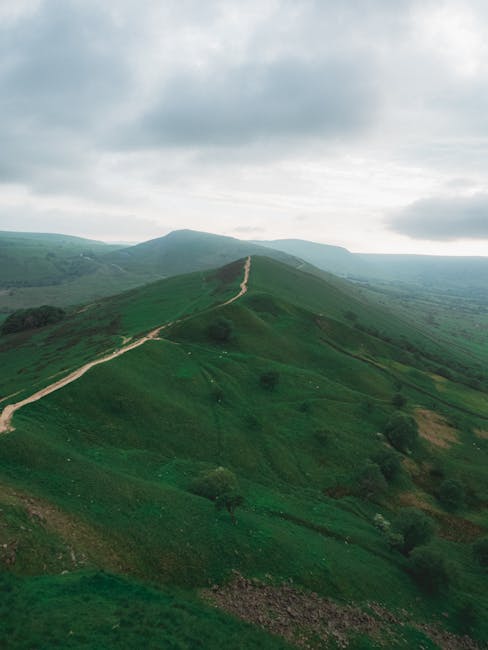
[0,257,251,434]
[220,255,251,306]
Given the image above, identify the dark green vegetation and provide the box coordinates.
[0,255,487,648]
[1,305,65,335]
[0,572,289,649]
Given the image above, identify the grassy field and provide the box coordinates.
[0,257,486,648]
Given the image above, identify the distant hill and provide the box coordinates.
[0,229,302,311]
[106,229,300,276]
[0,231,124,287]
[256,236,488,293]
[3,228,488,313]
[254,238,373,277]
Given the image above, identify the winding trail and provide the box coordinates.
[0,257,251,434]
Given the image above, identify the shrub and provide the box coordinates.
[438,479,465,512]
[408,547,450,593]
[215,493,244,525]
[391,393,406,408]
[1,305,65,335]
[472,537,488,568]
[357,462,388,500]
[392,508,435,555]
[190,467,238,501]
[373,449,402,482]
[259,371,279,391]
[207,317,234,343]
[384,412,418,453]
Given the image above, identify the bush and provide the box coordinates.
[1,305,65,335]
[408,547,450,593]
[357,462,388,500]
[190,467,238,501]
[392,508,435,555]
[259,371,279,391]
[391,393,406,408]
[215,493,245,524]
[384,412,418,453]
[438,479,465,512]
[472,537,488,568]
[207,317,234,343]
[373,449,402,482]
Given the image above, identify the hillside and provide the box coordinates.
[105,229,301,276]
[256,237,488,289]
[0,231,124,288]
[0,230,301,312]
[255,238,374,277]
[0,257,486,648]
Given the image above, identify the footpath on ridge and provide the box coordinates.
[0,257,251,434]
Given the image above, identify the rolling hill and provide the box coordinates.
[0,230,301,312]
[0,256,486,648]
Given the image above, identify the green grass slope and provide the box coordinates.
[0,261,241,402]
[0,257,486,647]
[0,231,123,286]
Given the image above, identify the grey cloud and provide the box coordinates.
[0,0,131,186]
[390,194,488,240]
[0,205,163,241]
[123,56,378,149]
[0,0,129,129]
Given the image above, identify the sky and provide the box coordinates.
[1,0,488,254]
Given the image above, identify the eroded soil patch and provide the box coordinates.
[415,408,459,449]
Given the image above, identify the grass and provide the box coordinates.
[0,571,292,649]
[0,256,486,647]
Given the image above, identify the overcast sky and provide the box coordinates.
[1,0,488,254]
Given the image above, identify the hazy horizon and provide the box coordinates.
[3,225,488,258]
[2,2,488,255]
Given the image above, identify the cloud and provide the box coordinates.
[121,55,378,150]
[0,204,163,241]
[0,0,132,187]
[389,193,488,240]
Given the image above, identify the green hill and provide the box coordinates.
[0,231,124,286]
[255,238,374,277]
[0,257,486,648]
[106,229,300,277]
[0,230,301,312]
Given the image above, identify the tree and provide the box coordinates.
[383,412,418,453]
[207,317,234,343]
[408,547,450,594]
[1,305,65,335]
[259,370,279,391]
[190,467,238,501]
[391,393,406,408]
[392,508,435,555]
[373,449,402,482]
[215,493,244,524]
[438,479,465,512]
[357,462,388,500]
